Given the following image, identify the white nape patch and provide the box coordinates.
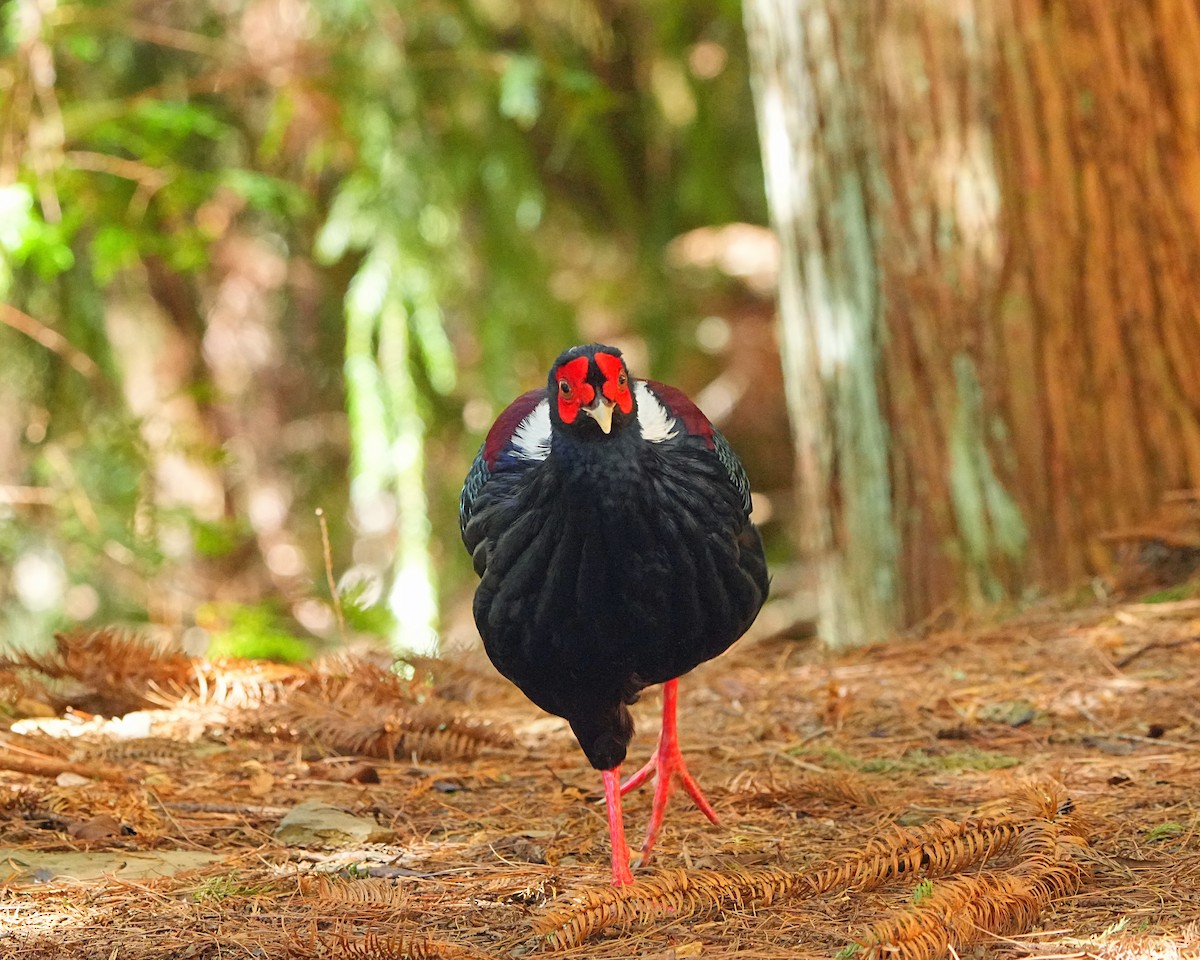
[635,382,678,443]
[512,399,552,460]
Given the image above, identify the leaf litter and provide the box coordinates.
[0,598,1198,959]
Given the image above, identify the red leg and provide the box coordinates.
[602,767,635,885]
[620,679,720,863]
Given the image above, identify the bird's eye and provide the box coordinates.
[618,373,627,387]
[558,379,572,397]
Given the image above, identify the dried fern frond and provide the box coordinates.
[185,660,301,710]
[863,913,952,960]
[251,693,512,761]
[104,649,518,760]
[860,858,1086,960]
[859,806,1091,960]
[533,866,809,949]
[284,924,490,959]
[1010,776,1078,822]
[4,629,196,714]
[400,655,498,704]
[0,667,49,712]
[297,874,413,909]
[534,813,1034,949]
[73,736,203,767]
[807,815,1026,893]
[727,769,880,808]
[301,655,417,708]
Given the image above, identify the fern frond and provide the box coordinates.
[1011,777,1079,823]
[860,866,1079,960]
[4,629,196,713]
[187,660,298,710]
[284,927,490,959]
[297,874,412,908]
[859,814,1090,960]
[533,805,1072,950]
[302,655,417,708]
[728,769,880,808]
[533,866,808,949]
[253,693,512,761]
[807,816,1025,893]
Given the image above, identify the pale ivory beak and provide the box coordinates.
[584,397,616,434]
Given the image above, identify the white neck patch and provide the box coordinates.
[511,399,552,460]
[635,382,678,443]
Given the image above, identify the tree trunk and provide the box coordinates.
[745,0,1200,645]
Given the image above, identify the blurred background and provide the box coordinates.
[0,0,791,658]
[8,0,1200,662]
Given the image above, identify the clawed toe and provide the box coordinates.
[620,680,720,863]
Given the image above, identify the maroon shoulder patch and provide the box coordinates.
[641,379,715,447]
[483,389,545,466]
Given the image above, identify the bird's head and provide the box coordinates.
[547,343,636,438]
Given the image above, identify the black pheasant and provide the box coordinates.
[459,343,768,884]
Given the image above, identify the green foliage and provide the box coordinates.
[191,874,273,902]
[0,0,767,654]
[190,518,253,560]
[1140,584,1196,604]
[1145,822,1185,843]
[202,604,313,663]
[500,54,543,129]
[0,185,75,282]
[89,224,140,284]
[339,581,397,637]
[912,878,935,903]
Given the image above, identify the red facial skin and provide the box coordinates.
[594,352,633,414]
[554,355,594,423]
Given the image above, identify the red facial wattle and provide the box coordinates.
[554,355,594,423]
[594,352,633,414]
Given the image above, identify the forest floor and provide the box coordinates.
[1,591,1199,960]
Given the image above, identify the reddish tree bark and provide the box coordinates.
[746,0,1200,645]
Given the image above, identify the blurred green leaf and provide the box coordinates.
[500,54,542,129]
[90,224,139,284]
[221,169,311,219]
[340,581,397,636]
[205,604,313,663]
[191,518,251,560]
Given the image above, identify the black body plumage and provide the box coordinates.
[460,344,768,771]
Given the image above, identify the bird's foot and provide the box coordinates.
[620,729,720,864]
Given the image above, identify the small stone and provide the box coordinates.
[274,800,394,847]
